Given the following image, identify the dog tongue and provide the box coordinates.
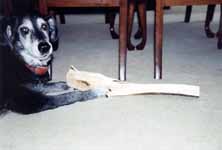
[26,65,48,75]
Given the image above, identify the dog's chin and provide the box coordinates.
[19,50,53,76]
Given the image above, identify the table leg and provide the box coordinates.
[154,0,163,79]
[119,0,128,81]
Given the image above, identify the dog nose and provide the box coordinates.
[38,42,51,54]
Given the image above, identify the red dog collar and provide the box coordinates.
[26,65,48,76]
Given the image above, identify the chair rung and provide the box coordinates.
[47,0,120,7]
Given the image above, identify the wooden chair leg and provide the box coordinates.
[59,14,66,24]
[217,4,222,49]
[108,12,119,39]
[134,14,143,39]
[135,0,147,50]
[205,5,216,38]
[184,5,192,23]
[127,0,136,51]
[119,0,128,81]
[154,0,163,79]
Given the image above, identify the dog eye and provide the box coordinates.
[41,24,48,31]
[20,27,30,35]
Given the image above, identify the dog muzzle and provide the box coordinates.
[26,65,49,76]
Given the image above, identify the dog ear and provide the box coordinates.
[45,16,59,51]
[0,17,16,49]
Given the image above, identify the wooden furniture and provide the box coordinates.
[107,0,156,51]
[184,5,192,23]
[127,0,147,50]
[184,5,222,49]
[184,5,216,24]
[106,0,147,51]
[38,0,128,81]
[154,0,222,79]
[184,5,217,37]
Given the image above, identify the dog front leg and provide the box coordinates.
[24,81,71,94]
[40,88,108,112]
[16,83,108,114]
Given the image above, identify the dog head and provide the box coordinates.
[0,15,58,77]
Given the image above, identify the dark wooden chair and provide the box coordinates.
[106,0,170,51]
[184,5,222,49]
[127,0,147,50]
[184,5,192,23]
[106,0,154,51]
[38,0,128,81]
[154,0,222,79]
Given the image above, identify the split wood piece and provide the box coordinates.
[66,66,200,97]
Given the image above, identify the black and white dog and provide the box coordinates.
[0,14,107,115]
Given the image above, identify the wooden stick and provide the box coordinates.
[106,83,199,97]
[66,66,200,97]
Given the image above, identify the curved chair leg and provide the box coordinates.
[59,14,66,24]
[108,12,119,39]
[217,4,222,49]
[136,0,147,50]
[184,6,192,23]
[134,11,143,39]
[205,5,216,38]
[127,0,136,51]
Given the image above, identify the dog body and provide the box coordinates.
[0,15,107,114]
